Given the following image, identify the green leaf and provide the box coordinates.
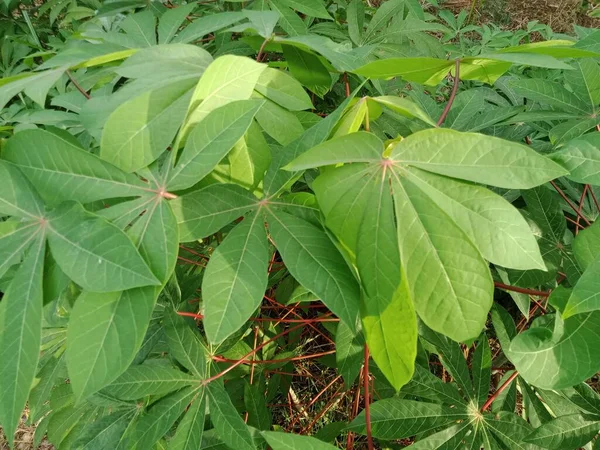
[0,221,40,279]
[255,67,313,111]
[169,394,206,450]
[491,370,517,413]
[373,96,436,126]
[573,220,600,271]
[390,128,568,189]
[472,334,491,407]
[206,382,255,450]
[402,364,466,406]
[262,431,339,450]
[130,387,199,450]
[346,0,364,45]
[173,12,245,44]
[352,57,453,85]
[171,184,258,242]
[0,235,45,443]
[565,59,600,110]
[362,0,406,43]
[282,45,331,94]
[4,129,149,205]
[168,99,265,191]
[551,134,600,185]
[419,325,473,396]
[335,320,364,387]
[101,82,193,173]
[242,10,280,38]
[74,409,133,450]
[479,52,574,70]
[269,0,307,36]
[267,210,360,330]
[358,175,417,391]
[254,99,304,146]
[164,307,207,378]
[485,412,534,450]
[408,423,472,449]
[104,365,197,400]
[284,132,383,170]
[525,413,600,449]
[564,255,600,317]
[0,160,44,219]
[404,167,545,270]
[158,3,197,44]
[66,286,158,401]
[347,398,468,440]
[47,202,160,292]
[392,175,494,342]
[179,55,266,142]
[244,381,272,430]
[510,309,600,389]
[203,212,269,344]
[510,79,590,115]
[279,0,330,19]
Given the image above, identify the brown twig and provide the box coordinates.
[66,70,91,99]
[256,37,270,62]
[481,371,519,411]
[343,72,350,98]
[494,281,550,298]
[436,58,461,127]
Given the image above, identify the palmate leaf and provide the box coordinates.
[171,183,258,242]
[406,423,472,449]
[347,398,468,440]
[73,409,134,450]
[266,209,361,330]
[0,234,45,443]
[262,431,338,450]
[510,79,590,115]
[0,221,40,279]
[550,134,600,185]
[47,202,160,292]
[203,211,270,344]
[472,334,492,408]
[0,160,45,219]
[401,364,466,406]
[66,286,159,401]
[169,394,206,450]
[524,413,600,449]
[164,308,207,378]
[3,129,150,205]
[484,412,535,450]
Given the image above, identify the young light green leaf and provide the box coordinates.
[203,212,269,344]
[510,310,600,389]
[163,308,207,378]
[179,55,266,141]
[254,68,313,111]
[206,382,255,450]
[103,365,197,401]
[262,431,339,450]
[47,202,160,292]
[66,286,158,401]
[352,58,453,85]
[171,183,258,242]
[130,387,199,450]
[373,96,437,126]
[284,132,384,170]
[392,175,494,342]
[573,220,600,271]
[524,413,600,449]
[254,99,304,146]
[168,99,264,191]
[390,128,568,189]
[0,160,44,219]
[267,210,361,330]
[358,175,417,392]
[101,82,193,173]
[169,394,206,450]
[404,167,545,270]
[347,398,468,440]
[3,130,149,205]
[0,235,45,444]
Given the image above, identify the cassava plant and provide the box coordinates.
[2,0,600,449]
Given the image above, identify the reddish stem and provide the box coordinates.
[550,180,592,226]
[363,345,374,450]
[494,282,550,298]
[343,72,350,98]
[436,58,461,127]
[575,185,589,235]
[589,187,600,214]
[481,371,519,411]
[66,70,91,99]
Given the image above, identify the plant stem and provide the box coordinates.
[256,37,270,62]
[66,70,91,100]
[436,58,461,127]
[493,281,550,297]
[550,180,592,226]
[363,345,374,450]
[343,73,350,98]
[481,371,519,411]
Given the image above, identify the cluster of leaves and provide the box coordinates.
[2,0,600,449]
